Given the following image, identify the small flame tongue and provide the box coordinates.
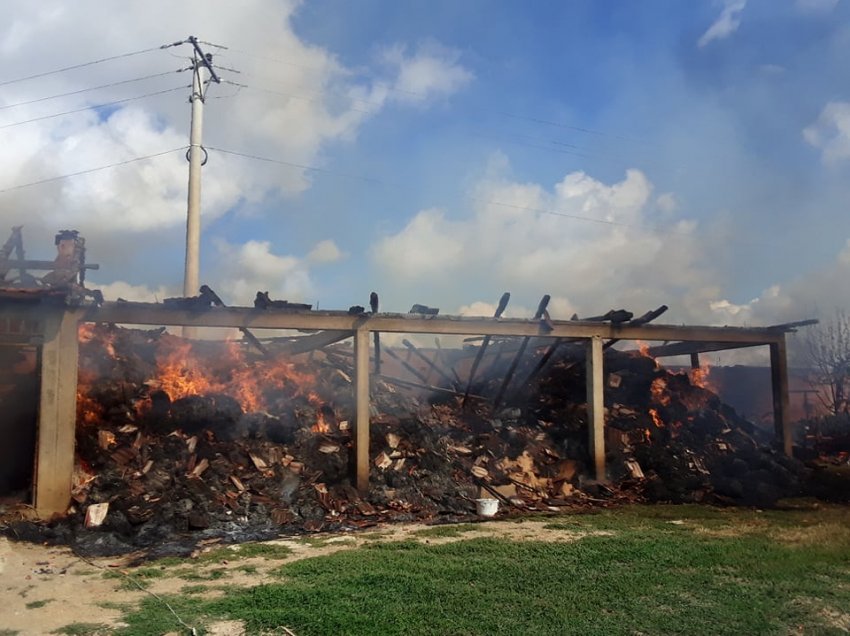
[689,365,713,390]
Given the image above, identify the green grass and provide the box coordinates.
[113,505,850,636]
[25,599,52,609]
[413,523,480,538]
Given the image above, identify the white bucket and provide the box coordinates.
[475,498,499,517]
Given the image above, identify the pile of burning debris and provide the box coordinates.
[10,321,805,557]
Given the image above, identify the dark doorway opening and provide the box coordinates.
[0,346,39,502]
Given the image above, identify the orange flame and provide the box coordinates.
[648,408,665,428]
[153,338,321,413]
[688,364,714,391]
[313,409,331,434]
[650,377,671,406]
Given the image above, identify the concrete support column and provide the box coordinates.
[354,327,371,493]
[770,337,792,456]
[35,309,79,518]
[586,335,606,480]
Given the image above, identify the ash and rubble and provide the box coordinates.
[5,323,806,558]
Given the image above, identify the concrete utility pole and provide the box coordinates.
[182,36,220,336]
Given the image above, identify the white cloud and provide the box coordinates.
[307,239,345,264]
[656,192,679,214]
[803,101,850,164]
[213,239,313,304]
[89,280,176,302]
[373,208,465,279]
[698,0,747,48]
[371,161,713,322]
[379,41,474,104]
[795,0,840,13]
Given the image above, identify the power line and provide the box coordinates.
[0,148,186,194]
[203,145,700,238]
[219,44,641,143]
[0,42,183,88]
[0,86,189,130]
[205,146,388,186]
[0,71,185,110]
[222,80,378,116]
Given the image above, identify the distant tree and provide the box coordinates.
[806,310,850,415]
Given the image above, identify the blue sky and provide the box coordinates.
[1,0,849,336]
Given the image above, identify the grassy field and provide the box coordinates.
[70,504,850,635]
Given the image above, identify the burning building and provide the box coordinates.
[0,227,814,555]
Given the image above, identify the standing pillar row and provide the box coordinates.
[35,309,80,518]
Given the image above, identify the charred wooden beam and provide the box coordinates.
[647,340,765,358]
[493,294,550,408]
[767,319,819,331]
[199,285,271,358]
[435,337,462,385]
[383,346,431,385]
[462,292,510,408]
[770,336,792,457]
[377,373,485,401]
[370,292,381,375]
[254,291,312,311]
[602,304,669,351]
[520,305,668,391]
[276,330,353,356]
[402,338,457,388]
